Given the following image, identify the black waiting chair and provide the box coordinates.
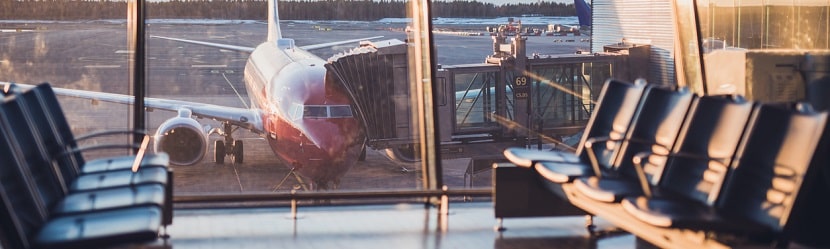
[0,133,162,249]
[621,103,828,245]
[24,83,169,173]
[792,70,830,247]
[504,78,649,173]
[15,84,169,176]
[1,88,168,191]
[533,85,694,189]
[572,95,754,203]
[0,155,162,248]
[0,91,172,227]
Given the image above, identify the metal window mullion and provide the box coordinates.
[127,0,146,153]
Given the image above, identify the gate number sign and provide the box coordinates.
[514,76,529,99]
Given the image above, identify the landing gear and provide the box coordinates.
[211,122,244,165]
[214,140,226,164]
[232,140,244,164]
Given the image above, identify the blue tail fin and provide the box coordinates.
[574,0,591,27]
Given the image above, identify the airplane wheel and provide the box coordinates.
[214,140,225,164]
[232,140,244,164]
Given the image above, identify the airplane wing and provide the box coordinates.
[151,35,255,53]
[151,35,383,52]
[297,36,383,50]
[2,82,264,134]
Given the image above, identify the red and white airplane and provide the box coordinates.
[5,0,383,190]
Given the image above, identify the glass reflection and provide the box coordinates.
[4,0,619,196]
[691,0,830,101]
[697,0,830,50]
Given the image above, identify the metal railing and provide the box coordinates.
[174,187,493,220]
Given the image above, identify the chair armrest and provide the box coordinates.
[584,136,615,178]
[585,136,614,145]
[626,138,672,154]
[58,136,152,172]
[631,152,658,197]
[630,151,730,198]
[584,135,674,179]
[74,129,150,143]
[666,152,731,168]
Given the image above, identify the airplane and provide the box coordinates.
[542,0,591,36]
[574,0,592,29]
[3,0,383,190]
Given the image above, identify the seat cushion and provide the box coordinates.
[34,206,161,249]
[573,176,643,202]
[621,196,781,237]
[53,184,166,215]
[504,148,580,168]
[534,161,592,183]
[81,153,169,174]
[70,167,168,192]
[621,196,720,228]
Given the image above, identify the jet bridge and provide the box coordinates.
[326,36,637,162]
[326,39,415,150]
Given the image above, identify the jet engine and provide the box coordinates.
[154,109,207,165]
[384,145,420,163]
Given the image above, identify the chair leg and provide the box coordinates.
[494,217,506,232]
[585,215,596,234]
[159,225,170,239]
[585,214,629,239]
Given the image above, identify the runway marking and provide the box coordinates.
[192,64,228,68]
[231,163,244,192]
[114,50,132,54]
[222,72,249,109]
[0,29,33,32]
[84,65,122,68]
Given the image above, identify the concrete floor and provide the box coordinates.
[135,202,637,249]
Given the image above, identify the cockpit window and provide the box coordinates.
[303,106,328,118]
[299,105,354,119]
[329,106,353,118]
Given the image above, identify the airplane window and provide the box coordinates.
[303,106,328,118]
[329,106,353,118]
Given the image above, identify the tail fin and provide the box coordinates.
[574,0,592,28]
[267,0,282,41]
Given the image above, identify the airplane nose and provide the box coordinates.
[293,119,365,184]
[300,120,363,159]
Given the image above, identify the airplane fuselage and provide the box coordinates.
[244,41,365,189]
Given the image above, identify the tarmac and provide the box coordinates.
[0,21,589,194]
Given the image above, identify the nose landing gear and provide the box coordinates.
[212,122,244,164]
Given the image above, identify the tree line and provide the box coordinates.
[0,0,575,21]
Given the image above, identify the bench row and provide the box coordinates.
[504,79,830,248]
[0,83,173,249]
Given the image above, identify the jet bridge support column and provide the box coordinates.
[511,35,530,140]
[487,34,531,140]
